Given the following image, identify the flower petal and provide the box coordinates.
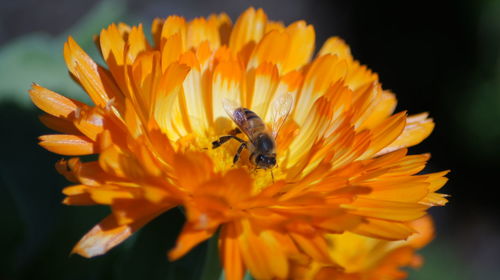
[377,113,435,156]
[229,7,267,54]
[64,36,123,109]
[237,220,288,279]
[29,84,85,118]
[39,134,95,155]
[220,223,245,280]
[168,222,217,261]
[72,213,156,258]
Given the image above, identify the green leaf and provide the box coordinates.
[0,0,127,106]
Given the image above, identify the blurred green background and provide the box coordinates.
[1,0,499,279]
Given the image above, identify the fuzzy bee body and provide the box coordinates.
[212,94,293,170]
[230,108,276,169]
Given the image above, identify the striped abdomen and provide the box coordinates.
[233,107,267,138]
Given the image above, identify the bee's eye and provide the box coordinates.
[256,155,265,163]
[256,155,276,167]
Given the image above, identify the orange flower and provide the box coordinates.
[30,7,448,280]
[290,215,435,280]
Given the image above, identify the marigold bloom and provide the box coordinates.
[290,215,435,280]
[30,7,448,280]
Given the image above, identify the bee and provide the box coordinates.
[212,94,294,170]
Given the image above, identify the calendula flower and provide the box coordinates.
[30,7,448,280]
[289,215,435,280]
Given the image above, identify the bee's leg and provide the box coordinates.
[229,128,242,136]
[212,135,245,149]
[233,143,247,164]
[270,169,275,183]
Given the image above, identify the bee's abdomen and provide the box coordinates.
[235,108,266,133]
[241,108,260,121]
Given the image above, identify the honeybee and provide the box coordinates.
[212,94,294,170]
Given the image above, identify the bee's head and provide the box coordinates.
[255,153,276,169]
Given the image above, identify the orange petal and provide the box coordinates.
[126,24,150,64]
[29,84,85,117]
[359,111,407,160]
[208,12,232,46]
[39,114,80,135]
[220,223,245,280]
[160,15,187,51]
[161,33,183,72]
[99,23,126,67]
[168,222,217,261]
[73,214,155,258]
[99,145,145,180]
[290,232,333,264]
[350,218,416,240]
[407,215,435,249]
[377,113,435,156]
[364,180,429,203]
[151,18,164,48]
[39,134,95,155]
[345,197,428,221]
[64,36,123,108]
[237,220,289,279]
[63,193,95,205]
[112,199,176,226]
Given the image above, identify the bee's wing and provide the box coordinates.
[270,93,294,139]
[222,98,250,135]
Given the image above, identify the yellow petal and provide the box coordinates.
[187,17,220,49]
[317,36,352,59]
[160,15,187,51]
[281,20,315,73]
[229,7,267,54]
[247,62,279,117]
[182,67,210,134]
[294,54,347,125]
[212,60,244,121]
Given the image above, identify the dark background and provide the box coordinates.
[1,0,499,279]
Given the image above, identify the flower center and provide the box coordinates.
[182,130,284,191]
